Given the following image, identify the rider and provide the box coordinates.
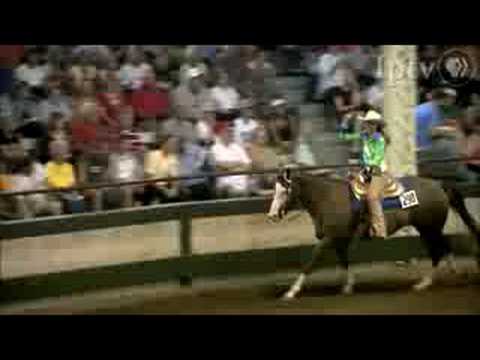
[359,110,388,239]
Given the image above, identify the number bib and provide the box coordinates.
[399,190,419,209]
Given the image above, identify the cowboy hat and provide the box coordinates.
[188,67,204,79]
[358,110,383,122]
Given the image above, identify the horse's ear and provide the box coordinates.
[285,168,291,181]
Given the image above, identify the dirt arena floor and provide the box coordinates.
[2,259,479,315]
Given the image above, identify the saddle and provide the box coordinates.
[349,171,405,201]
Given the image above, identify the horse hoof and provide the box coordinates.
[282,292,296,301]
[413,279,432,292]
[342,285,354,295]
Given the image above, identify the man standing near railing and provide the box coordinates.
[212,125,252,198]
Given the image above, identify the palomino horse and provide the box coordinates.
[267,167,480,300]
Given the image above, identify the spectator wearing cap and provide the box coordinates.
[233,99,258,146]
[143,135,180,205]
[178,49,209,87]
[212,125,252,198]
[415,88,457,150]
[15,50,50,91]
[119,49,152,91]
[171,67,212,122]
[211,71,240,134]
[266,98,300,155]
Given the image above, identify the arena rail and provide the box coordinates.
[0,157,479,304]
[1,156,479,198]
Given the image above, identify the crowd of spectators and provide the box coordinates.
[1,45,479,219]
[0,45,292,219]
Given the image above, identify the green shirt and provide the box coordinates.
[362,133,386,171]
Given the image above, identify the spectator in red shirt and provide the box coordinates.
[70,98,108,211]
[130,69,170,142]
[118,105,146,154]
[96,76,125,127]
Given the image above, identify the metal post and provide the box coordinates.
[179,211,193,287]
[383,45,418,177]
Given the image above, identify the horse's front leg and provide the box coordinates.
[283,236,332,300]
[335,223,367,295]
[335,240,355,295]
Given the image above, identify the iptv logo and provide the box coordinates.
[436,49,475,87]
[376,48,476,88]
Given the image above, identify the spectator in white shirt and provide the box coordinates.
[15,50,50,90]
[119,49,152,91]
[105,140,144,208]
[212,125,252,198]
[196,102,216,145]
[211,71,240,114]
[12,158,62,218]
[211,71,240,135]
[314,47,341,100]
[233,99,258,145]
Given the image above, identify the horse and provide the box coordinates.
[267,166,480,300]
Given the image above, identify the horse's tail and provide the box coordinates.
[444,185,480,265]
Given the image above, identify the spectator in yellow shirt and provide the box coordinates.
[46,140,76,190]
[143,135,180,205]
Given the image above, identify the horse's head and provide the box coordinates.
[267,166,299,223]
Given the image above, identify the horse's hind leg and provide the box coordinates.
[413,230,450,291]
[283,236,332,300]
[446,187,480,270]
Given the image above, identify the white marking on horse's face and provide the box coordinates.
[267,181,289,222]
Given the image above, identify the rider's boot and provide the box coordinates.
[368,199,387,240]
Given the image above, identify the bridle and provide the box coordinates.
[276,170,293,218]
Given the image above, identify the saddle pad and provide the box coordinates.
[350,177,415,213]
[350,174,404,201]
